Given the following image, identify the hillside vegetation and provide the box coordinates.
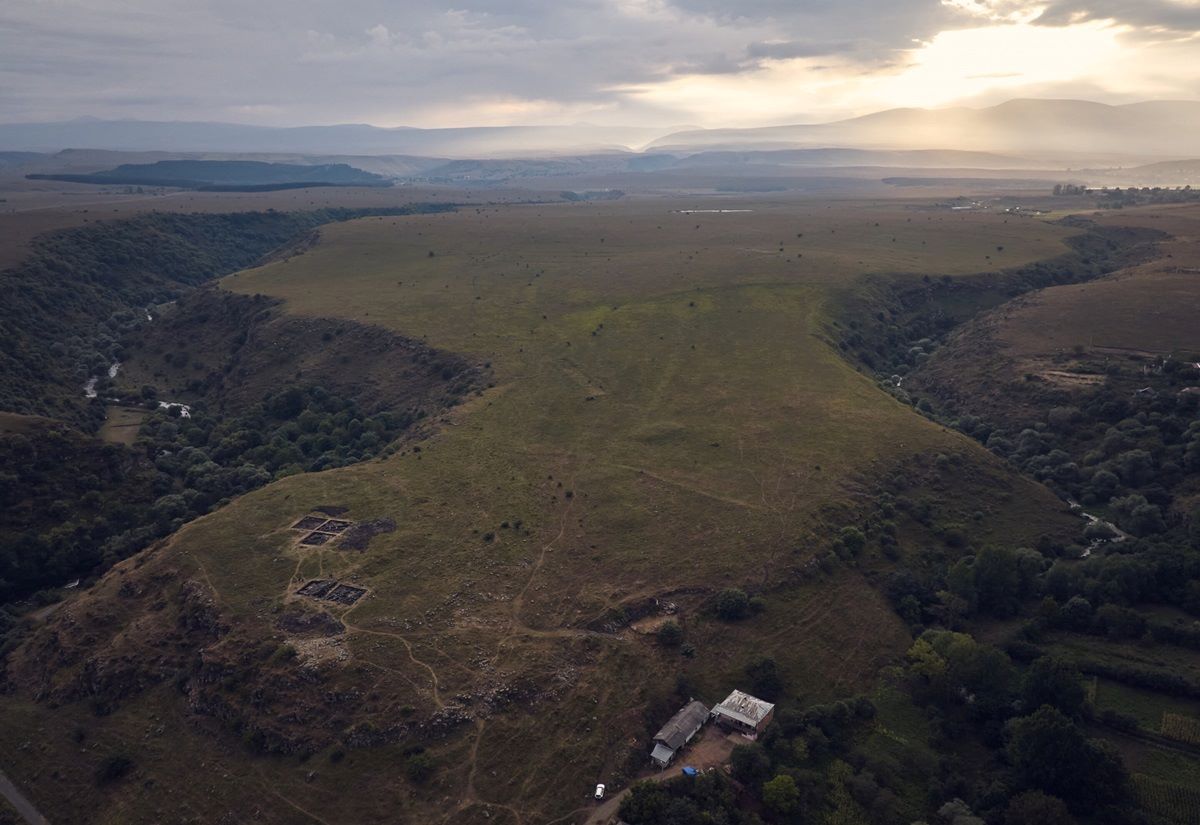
[0,198,1091,824]
[0,205,453,430]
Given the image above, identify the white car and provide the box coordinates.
[594,783,606,800]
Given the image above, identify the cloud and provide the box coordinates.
[0,0,1196,129]
[745,41,855,60]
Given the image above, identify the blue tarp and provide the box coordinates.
[681,766,699,777]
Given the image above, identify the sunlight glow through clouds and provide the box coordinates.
[869,20,1126,107]
[621,18,1132,124]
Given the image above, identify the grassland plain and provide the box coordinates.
[0,197,1083,824]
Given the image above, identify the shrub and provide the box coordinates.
[95,753,134,785]
[838,526,866,556]
[405,753,435,782]
[714,588,750,621]
[657,620,683,647]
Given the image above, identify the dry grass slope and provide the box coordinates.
[0,196,1080,824]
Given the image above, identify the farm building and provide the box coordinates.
[650,700,710,768]
[711,690,774,737]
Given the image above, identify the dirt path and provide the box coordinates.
[439,718,527,825]
[497,494,575,649]
[251,767,334,825]
[0,768,49,825]
[341,623,446,709]
[582,727,739,825]
[610,464,763,511]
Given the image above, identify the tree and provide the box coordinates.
[838,526,866,556]
[762,774,801,815]
[1004,791,1075,825]
[1005,706,1129,811]
[1058,596,1093,631]
[714,588,750,621]
[1021,657,1086,718]
[1111,493,1165,536]
[730,743,771,787]
[745,656,783,700]
[405,753,435,782]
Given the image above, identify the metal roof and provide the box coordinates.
[712,690,774,728]
[650,743,675,765]
[653,700,709,750]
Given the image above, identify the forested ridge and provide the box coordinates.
[0,205,453,430]
[0,204,479,610]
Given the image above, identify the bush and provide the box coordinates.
[405,753,435,783]
[838,526,866,556]
[714,588,750,621]
[95,753,134,785]
[657,620,683,647]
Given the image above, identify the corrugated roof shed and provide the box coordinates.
[650,743,675,766]
[653,700,709,750]
[713,690,774,728]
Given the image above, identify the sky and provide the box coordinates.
[1,0,1198,128]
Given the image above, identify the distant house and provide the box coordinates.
[650,700,709,768]
[711,690,775,737]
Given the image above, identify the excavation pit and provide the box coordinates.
[297,580,337,599]
[296,580,366,605]
[326,584,367,605]
[291,516,328,531]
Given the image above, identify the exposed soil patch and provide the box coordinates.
[289,513,363,547]
[338,517,397,551]
[326,583,368,605]
[297,580,336,599]
[296,579,367,605]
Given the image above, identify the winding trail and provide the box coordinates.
[341,623,446,709]
[610,463,763,511]
[0,768,49,825]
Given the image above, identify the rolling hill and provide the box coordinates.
[649,99,1200,161]
[27,159,390,190]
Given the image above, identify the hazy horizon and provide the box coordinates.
[3,95,1199,133]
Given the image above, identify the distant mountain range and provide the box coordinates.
[0,119,672,158]
[648,100,1200,160]
[2,100,1198,162]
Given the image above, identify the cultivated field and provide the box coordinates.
[0,195,1081,823]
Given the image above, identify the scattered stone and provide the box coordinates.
[338,518,397,551]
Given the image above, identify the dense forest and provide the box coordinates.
[0,205,452,430]
[0,384,456,611]
[0,204,473,612]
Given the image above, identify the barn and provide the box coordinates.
[711,689,775,737]
[649,699,709,768]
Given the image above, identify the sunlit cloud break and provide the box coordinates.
[0,0,1197,126]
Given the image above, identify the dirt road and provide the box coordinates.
[0,768,49,825]
[582,727,740,825]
